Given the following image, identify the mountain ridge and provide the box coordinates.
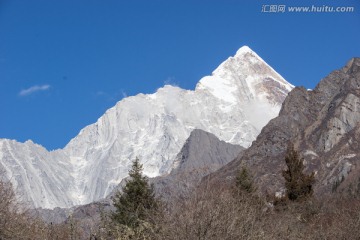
[0,46,293,209]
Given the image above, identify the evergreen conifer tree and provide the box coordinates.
[282,143,315,201]
[111,157,158,228]
[236,166,255,193]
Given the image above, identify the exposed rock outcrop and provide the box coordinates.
[210,58,360,197]
[151,129,243,201]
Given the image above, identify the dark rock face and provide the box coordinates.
[151,129,244,202]
[210,58,360,197]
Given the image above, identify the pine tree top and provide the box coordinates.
[129,157,144,180]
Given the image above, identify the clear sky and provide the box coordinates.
[1,0,359,150]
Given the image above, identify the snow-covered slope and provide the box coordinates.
[0,140,74,207]
[0,46,293,209]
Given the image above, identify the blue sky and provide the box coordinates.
[1,0,359,150]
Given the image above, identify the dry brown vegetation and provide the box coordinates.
[155,186,265,240]
[159,189,360,240]
[0,179,82,239]
[92,182,360,240]
[2,176,360,239]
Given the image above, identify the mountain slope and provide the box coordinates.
[0,140,73,207]
[151,129,244,202]
[53,129,243,232]
[209,58,360,197]
[0,46,293,209]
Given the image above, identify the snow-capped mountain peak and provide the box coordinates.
[197,46,292,106]
[235,45,253,55]
[0,46,293,209]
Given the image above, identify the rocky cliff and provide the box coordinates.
[210,58,360,197]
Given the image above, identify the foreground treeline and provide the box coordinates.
[0,179,81,239]
[2,180,360,239]
[101,187,360,240]
[2,146,360,239]
[95,151,360,240]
